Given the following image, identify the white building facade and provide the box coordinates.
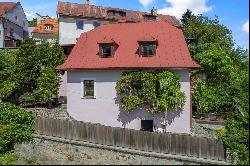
[0,2,28,48]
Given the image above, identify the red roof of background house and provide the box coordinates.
[32,18,58,34]
[57,21,200,70]
[57,1,181,27]
[0,2,16,17]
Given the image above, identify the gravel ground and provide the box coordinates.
[15,138,198,165]
[190,118,224,139]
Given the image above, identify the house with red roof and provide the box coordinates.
[32,17,58,44]
[57,20,200,134]
[56,0,182,98]
[57,0,181,55]
[0,2,29,48]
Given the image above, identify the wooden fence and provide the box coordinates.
[34,117,225,161]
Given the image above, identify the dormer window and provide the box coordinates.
[107,10,126,17]
[139,41,157,57]
[144,14,157,20]
[99,43,114,58]
[45,24,54,30]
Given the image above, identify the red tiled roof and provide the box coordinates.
[57,1,181,27]
[32,18,58,34]
[57,21,200,70]
[0,2,16,17]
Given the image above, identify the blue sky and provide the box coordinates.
[1,0,249,48]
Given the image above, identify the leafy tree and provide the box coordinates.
[181,10,249,114]
[0,40,66,105]
[0,50,17,100]
[181,10,249,165]
[36,68,60,106]
[37,42,66,68]
[14,39,40,93]
[28,18,37,27]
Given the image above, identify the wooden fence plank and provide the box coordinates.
[34,117,225,161]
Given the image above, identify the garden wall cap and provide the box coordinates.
[57,21,200,70]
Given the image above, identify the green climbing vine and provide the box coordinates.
[116,70,186,114]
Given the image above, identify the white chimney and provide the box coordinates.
[151,7,157,16]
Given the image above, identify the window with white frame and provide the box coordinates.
[81,80,95,98]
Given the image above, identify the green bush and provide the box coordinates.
[216,109,249,165]
[0,153,17,165]
[0,102,34,143]
[0,125,12,154]
[18,92,37,106]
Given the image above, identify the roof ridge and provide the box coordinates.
[57,1,180,22]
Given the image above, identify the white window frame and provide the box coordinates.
[80,78,96,99]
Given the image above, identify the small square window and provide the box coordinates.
[83,80,94,97]
[99,44,113,58]
[93,21,101,28]
[76,20,84,30]
[139,42,157,56]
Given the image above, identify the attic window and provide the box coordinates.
[107,10,126,17]
[144,15,157,20]
[99,43,114,58]
[45,24,54,30]
[139,41,157,57]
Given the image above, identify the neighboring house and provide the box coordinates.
[57,21,200,134]
[0,2,28,48]
[57,0,180,55]
[32,17,58,44]
[57,0,181,98]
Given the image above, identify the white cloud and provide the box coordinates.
[139,0,155,9]
[24,2,57,20]
[157,0,213,19]
[25,12,34,17]
[242,20,249,34]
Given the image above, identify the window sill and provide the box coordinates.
[81,96,96,99]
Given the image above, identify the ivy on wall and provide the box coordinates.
[116,70,186,114]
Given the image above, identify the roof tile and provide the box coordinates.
[57,1,181,27]
[0,2,16,17]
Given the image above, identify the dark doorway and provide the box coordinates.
[141,120,153,132]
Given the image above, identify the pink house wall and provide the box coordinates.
[66,69,191,134]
